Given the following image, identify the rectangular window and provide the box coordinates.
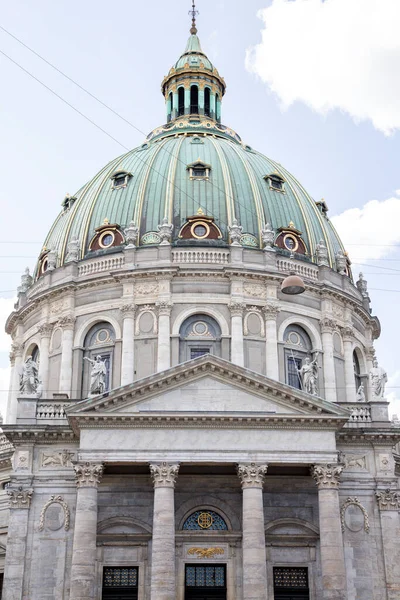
[273,567,309,599]
[287,356,302,390]
[190,348,210,359]
[102,567,138,599]
[185,564,227,599]
[192,168,206,177]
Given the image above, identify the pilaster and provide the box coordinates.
[262,303,280,380]
[38,323,53,399]
[229,302,245,367]
[58,315,76,397]
[120,304,136,386]
[156,301,172,372]
[376,489,400,599]
[319,318,337,403]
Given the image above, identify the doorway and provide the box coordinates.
[273,567,310,600]
[102,567,138,599]
[185,564,227,600]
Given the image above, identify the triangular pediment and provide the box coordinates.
[67,356,350,433]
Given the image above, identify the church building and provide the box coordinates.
[1,6,399,600]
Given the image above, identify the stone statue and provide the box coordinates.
[356,272,369,298]
[17,267,33,294]
[19,356,39,395]
[228,219,243,246]
[335,251,347,275]
[65,236,80,262]
[123,221,139,248]
[315,239,329,267]
[356,383,366,402]
[157,217,174,245]
[261,223,275,251]
[47,250,57,271]
[369,359,387,400]
[84,355,107,395]
[298,353,319,396]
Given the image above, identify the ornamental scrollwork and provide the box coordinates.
[7,486,33,509]
[188,547,225,559]
[237,463,268,488]
[74,462,104,488]
[38,495,70,531]
[311,464,343,489]
[149,462,179,488]
[340,497,370,533]
[375,489,400,511]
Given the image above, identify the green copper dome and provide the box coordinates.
[39,27,346,272]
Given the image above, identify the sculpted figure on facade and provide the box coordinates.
[17,267,33,294]
[369,359,387,400]
[356,272,369,298]
[84,355,107,395]
[47,249,57,271]
[315,239,329,267]
[228,219,243,246]
[19,355,39,395]
[356,383,366,402]
[157,217,174,245]
[335,250,347,275]
[123,221,139,248]
[261,222,275,251]
[65,236,80,262]
[298,353,319,396]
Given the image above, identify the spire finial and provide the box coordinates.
[189,0,199,35]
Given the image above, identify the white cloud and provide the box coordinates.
[386,370,400,418]
[330,196,400,262]
[246,0,400,134]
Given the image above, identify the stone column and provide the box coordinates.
[2,485,33,600]
[341,326,356,403]
[38,323,53,399]
[149,462,179,600]
[311,464,347,599]
[157,302,172,372]
[120,304,136,386]
[375,489,400,600]
[229,302,245,367]
[263,303,280,380]
[69,462,104,600]
[237,463,268,600]
[320,318,337,403]
[7,342,24,424]
[58,315,76,397]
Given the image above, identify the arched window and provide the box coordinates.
[31,344,40,365]
[283,325,312,390]
[215,93,219,121]
[204,87,211,117]
[183,510,228,531]
[190,85,199,114]
[178,87,185,117]
[168,92,173,121]
[179,314,221,363]
[82,323,115,397]
[353,351,361,390]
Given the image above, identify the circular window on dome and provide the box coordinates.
[283,234,299,252]
[41,258,48,274]
[191,222,210,239]
[99,231,115,248]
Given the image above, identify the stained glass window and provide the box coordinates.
[186,565,226,588]
[183,510,228,530]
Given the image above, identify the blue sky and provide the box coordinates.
[1,0,400,416]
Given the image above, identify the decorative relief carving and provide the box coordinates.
[74,462,104,488]
[188,547,225,559]
[340,497,370,533]
[262,302,280,319]
[41,449,75,468]
[378,454,391,472]
[135,282,159,296]
[244,308,265,337]
[149,462,179,488]
[120,304,136,317]
[7,486,33,509]
[38,495,70,532]
[340,325,354,340]
[243,283,266,299]
[228,302,246,317]
[237,463,268,488]
[319,317,337,333]
[156,300,173,316]
[57,315,75,329]
[50,298,68,315]
[375,489,400,511]
[311,464,343,489]
[340,453,367,470]
[15,450,29,471]
[38,323,53,338]
[332,304,344,320]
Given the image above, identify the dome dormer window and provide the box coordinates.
[188,160,211,180]
[111,171,132,190]
[265,173,285,192]
[178,209,222,241]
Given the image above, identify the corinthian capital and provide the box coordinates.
[262,302,280,320]
[74,462,104,488]
[228,301,246,317]
[149,462,179,488]
[311,463,343,489]
[375,489,400,511]
[341,325,354,341]
[120,303,136,317]
[319,317,337,333]
[57,315,76,329]
[38,323,53,338]
[156,301,173,316]
[7,485,33,509]
[237,463,268,488]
